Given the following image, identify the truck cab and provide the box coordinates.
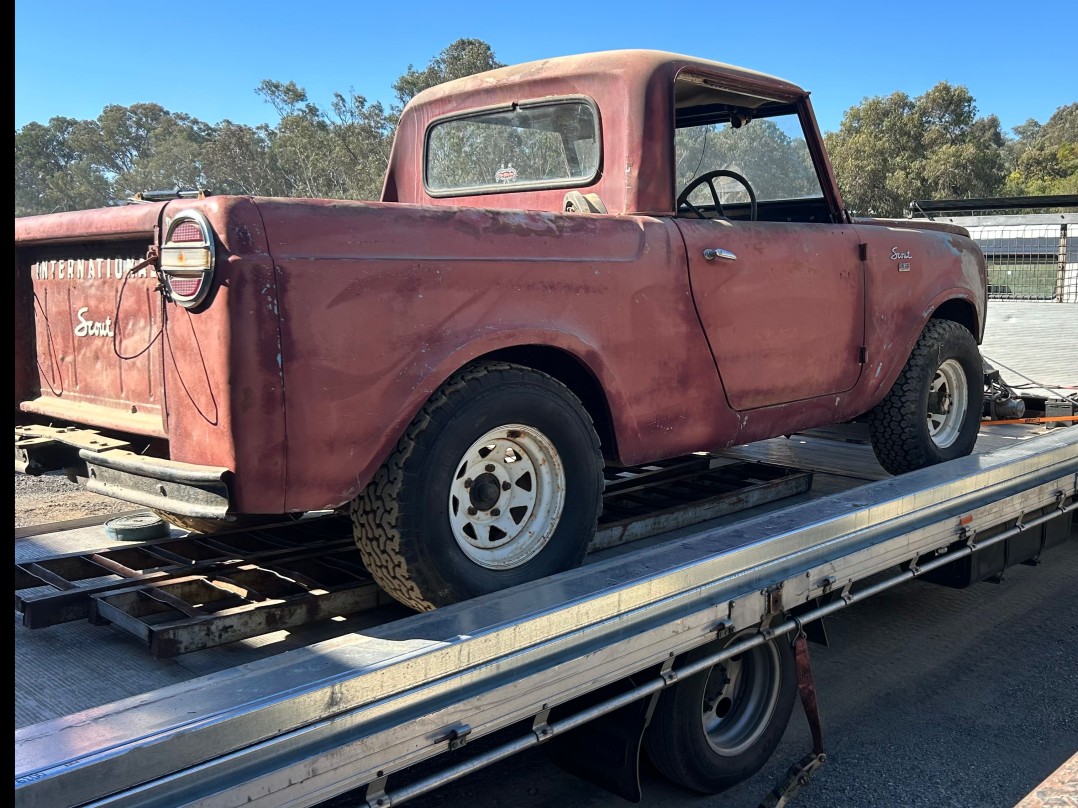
[385,49,982,412]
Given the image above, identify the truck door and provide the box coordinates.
[676,219,865,411]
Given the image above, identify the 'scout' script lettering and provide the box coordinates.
[74,307,114,338]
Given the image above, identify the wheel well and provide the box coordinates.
[931,299,979,339]
[477,345,618,460]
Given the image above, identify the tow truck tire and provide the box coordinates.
[644,631,797,794]
[351,361,604,612]
[868,319,982,475]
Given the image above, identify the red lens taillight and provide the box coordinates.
[166,277,203,297]
[171,221,203,243]
[159,210,215,308]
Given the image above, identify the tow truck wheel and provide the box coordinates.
[644,630,797,793]
[868,319,982,475]
[351,361,604,612]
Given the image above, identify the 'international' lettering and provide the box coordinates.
[32,256,149,282]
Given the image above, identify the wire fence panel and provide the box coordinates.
[908,203,1077,303]
[967,223,1074,301]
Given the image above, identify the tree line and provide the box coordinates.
[15,38,1078,219]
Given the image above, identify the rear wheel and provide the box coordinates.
[868,319,982,475]
[351,361,604,612]
[644,631,797,793]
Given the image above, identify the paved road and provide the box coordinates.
[344,533,1077,808]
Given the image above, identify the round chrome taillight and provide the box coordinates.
[160,210,216,308]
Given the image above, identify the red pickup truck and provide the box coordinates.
[15,50,987,613]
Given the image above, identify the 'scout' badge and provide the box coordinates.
[891,247,912,272]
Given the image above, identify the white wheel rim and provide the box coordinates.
[448,424,565,570]
[927,358,968,449]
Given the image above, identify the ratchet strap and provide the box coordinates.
[758,629,827,808]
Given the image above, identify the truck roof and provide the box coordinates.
[408,49,807,110]
[388,50,811,214]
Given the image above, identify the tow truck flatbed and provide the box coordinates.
[15,423,1076,808]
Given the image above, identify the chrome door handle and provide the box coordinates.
[703,248,737,261]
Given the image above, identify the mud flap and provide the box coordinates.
[543,673,659,803]
[758,630,826,808]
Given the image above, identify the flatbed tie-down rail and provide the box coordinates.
[14,428,1077,808]
[14,459,810,656]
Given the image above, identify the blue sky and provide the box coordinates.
[15,0,1077,137]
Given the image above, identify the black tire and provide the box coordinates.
[104,512,171,541]
[148,511,281,535]
[351,361,604,612]
[644,631,797,794]
[868,319,983,475]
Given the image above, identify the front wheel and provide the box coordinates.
[351,361,604,612]
[644,631,797,793]
[868,319,983,475]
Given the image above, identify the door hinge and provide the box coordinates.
[857,243,868,261]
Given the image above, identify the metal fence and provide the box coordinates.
[908,198,1077,303]
[971,219,1074,301]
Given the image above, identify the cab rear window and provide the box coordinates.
[425,98,601,196]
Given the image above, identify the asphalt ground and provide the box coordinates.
[360,531,1078,808]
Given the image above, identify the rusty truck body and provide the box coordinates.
[15,50,987,613]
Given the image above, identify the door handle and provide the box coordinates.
[703,248,737,261]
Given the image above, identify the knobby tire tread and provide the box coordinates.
[868,319,980,475]
[351,361,601,612]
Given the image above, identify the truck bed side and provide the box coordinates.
[254,198,734,511]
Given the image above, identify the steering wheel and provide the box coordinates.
[677,169,758,221]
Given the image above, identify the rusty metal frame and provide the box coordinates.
[15,517,353,629]
[15,459,811,657]
[88,548,385,658]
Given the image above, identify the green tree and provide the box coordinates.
[200,122,284,197]
[825,82,1006,217]
[118,113,214,199]
[1002,103,1078,196]
[328,90,393,200]
[254,80,392,200]
[249,39,499,200]
[13,38,514,212]
[15,104,216,212]
[392,38,503,109]
[15,118,111,215]
[71,103,167,178]
[256,80,342,198]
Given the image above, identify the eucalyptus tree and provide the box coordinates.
[1003,103,1078,196]
[825,82,1006,216]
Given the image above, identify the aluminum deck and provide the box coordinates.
[14,425,1077,808]
[13,424,1061,729]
